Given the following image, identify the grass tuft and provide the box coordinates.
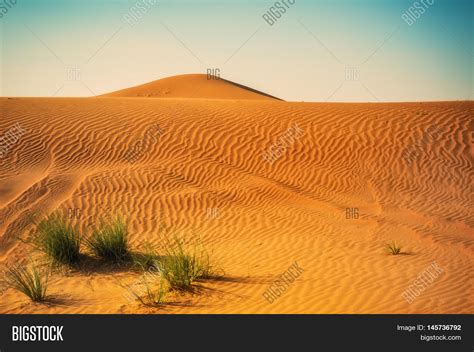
[4,261,48,302]
[386,242,402,255]
[159,235,217,290]
[127,277,167,307]
[86,216,129,263]
[34,212,81,266]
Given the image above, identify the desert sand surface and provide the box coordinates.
[0,75,472,314]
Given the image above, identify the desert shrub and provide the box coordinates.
[86,216,129,263]
[34,212,81,266]
[4,261,48,302]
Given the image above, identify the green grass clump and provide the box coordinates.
[5,261,48,302]
[34,213,81,266]
[159,235,217,290]
[86,216,129,263]
[127,277,167,307]
[386,242,402,255]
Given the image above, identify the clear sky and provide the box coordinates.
[0,0,472,101]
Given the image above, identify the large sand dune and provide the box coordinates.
[102,74,282,100]
[0,77,472,313]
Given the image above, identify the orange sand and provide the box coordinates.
[0,75,472,313]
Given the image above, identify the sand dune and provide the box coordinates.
[0,82,472,314]
[102,74,282,101]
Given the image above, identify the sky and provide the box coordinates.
[0,0,472,101]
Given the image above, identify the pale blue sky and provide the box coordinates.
[0,0,472,101]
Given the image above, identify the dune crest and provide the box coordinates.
[102,74,282,101]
